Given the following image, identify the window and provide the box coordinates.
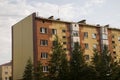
[84,32,88,38]
[63,42,66,44]
[64,48,67,51]
[102,34,108,39]
[92,33,97,39]
[62,30,66,33]
[62,36,66,38]
[112,41,115,44]
[84,55,89,60]
[113,45,116,49]
[40,27,47,33]
[112,35,115,38]
[41,52,48,59]
[93,44,97,49]
[118,36,120,41]
[52,29,57,34]
[43,66,48,72]
[5,72,8,75]
[85,43,89,49]
[5,77,7,80]
[113,51,116,55]
[40,40,48,46]
[53,41,57,46]
[73,31,79,37]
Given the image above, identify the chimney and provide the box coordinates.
[96,24,100,26]
[56,18,60,20]
[104,24,109,27]
[48,16,54,19]
[78,19,86,24]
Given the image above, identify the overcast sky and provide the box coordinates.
[0,0,120,65]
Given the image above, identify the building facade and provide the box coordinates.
[12,13,120,80]
[0,62,12,80]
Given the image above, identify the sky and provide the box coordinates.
[0,0,120,65]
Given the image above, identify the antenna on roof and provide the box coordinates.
[36,12,39,17]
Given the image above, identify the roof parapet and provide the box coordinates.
[96,24,100,27]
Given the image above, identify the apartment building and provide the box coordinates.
[0,62,12,80]
[12,13,120,80]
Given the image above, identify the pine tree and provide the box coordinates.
[58,52,69,80]
[69,42,84,80]
[34,61,44,80]
[92,45,117,80]
[23,58,33,80]
[48,35,66,80]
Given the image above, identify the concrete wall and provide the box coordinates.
[12,14,34,80]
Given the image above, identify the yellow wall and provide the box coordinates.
[111,29,120,61]
[2,66,11,80]
[50,22,68,53]
[12,14,34,80]
[81,26,99,60]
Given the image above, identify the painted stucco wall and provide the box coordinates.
[81,26,100,59]
[110,29,120,62]
[2,66,11,80]
[12,14,34,80]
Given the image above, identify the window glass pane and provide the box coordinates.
[52,29,57,34]
[84,32,88,38]
[62,30,66,32]
[41,52,48,59]
[118,36,120,41]
[85,43,89,49]
[73,31,79,37]
[40,28,47,33]
[102,34,108,39]
[40,40,48,46]
[92,33,96,39]
[43,66,48,72]
[93,44,97,49]
[84,55,89,60]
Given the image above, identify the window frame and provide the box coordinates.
[41,52,48,59]
[43,66,49,72]
[84,32,88,38]
[84,55,90,61]
[40,27,47,34]
[52,29,57,35]
[85,43,89,49]
[92,33,97,39]
[40,40,48,46]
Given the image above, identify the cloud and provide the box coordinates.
[0,0,107,64]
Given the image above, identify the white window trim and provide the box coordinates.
[40,40,48,46]
[40,27,47,34]
[41,52,48,59]
[43,66,48,72]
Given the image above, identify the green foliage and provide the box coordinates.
[48,35,69,80]
[58,53,69,80]
[92,45,119,80]
[34,61,44,80]
[23,58,33,80]
[70,42,85,80]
